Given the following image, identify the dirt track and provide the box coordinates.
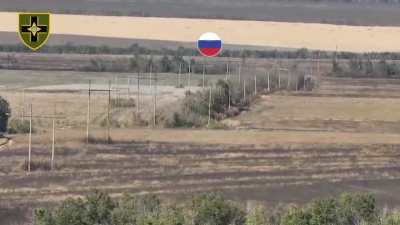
[1,12,400,52]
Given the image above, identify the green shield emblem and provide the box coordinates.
[18,13,50,51]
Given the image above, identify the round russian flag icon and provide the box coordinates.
[197,32,222,57]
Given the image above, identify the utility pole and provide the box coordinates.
[149,64,152,90]
[208,87,212,127]
[153,72,157,127]
[136,72,140,115]
[178,63,182,88]
[85,81,113,143]
[127,77,131,99]
[267,71,270,92]
[107,80,111,143]
[188,60,191,92]
[238,63,242,83]
[86,80,91,144]
[228,85,231,110]
[115,76,120,107]
[51,116,55,170]
[225,62,229,81]
[278,69,281,89]
[202,63,206,89]
[28,104,32,172]
[317,51,320,76]
[287,71,291,90]
[254,75,257,95]
[24,105,64,172]
[243,79,246,100]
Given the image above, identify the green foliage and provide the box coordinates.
[384,211,400,225]
[160,55,173,72]
[34,191,392,225]
[282,193,379,225]
[112,194,162,225]
[159,206,185,225]
[192,193,246,225]
[281,208,311,225]
[246,205,268,225]
[0,96,10,132]
[35,208,55,225]
[85,190,115,225]
[7,119,31,134]
[172,79,253,128]
[331,56,400,78]
[310,198,339,225]
[34,191,115,225]
[3,43,398,60]
[55,198,87,225]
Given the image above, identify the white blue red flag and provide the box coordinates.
[197,32,222,57]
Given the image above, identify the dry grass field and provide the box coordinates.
[2,128,400,224]
[1,12,400,52]
[2,62,400,224]
[230,95,400,133]
[2,0,400,26]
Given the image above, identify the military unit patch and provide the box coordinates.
[18,13,50,51]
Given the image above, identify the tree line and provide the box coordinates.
[34,191,400,225]
[330,57,400,78]
[3,43,400,60]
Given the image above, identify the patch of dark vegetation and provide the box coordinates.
[7,119,32,134]
[87,136,114,144]
[110,98,136,108]
[330,56,400,78]
[3,43,400,60]
[166,80,252,128]
[19,158,62,172]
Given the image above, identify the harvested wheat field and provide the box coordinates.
[1,12,400,52]
[2,68,400,223]
[2,129,400,224]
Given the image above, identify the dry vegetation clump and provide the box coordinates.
[18,158,55,172]
[166,80,252,128]
[98,110,148,128]
[7,119,31,134]
[110,98,136,108]
[87,135,113,144]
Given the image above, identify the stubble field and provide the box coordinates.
[1,12,400,52]
[2,69,400,224]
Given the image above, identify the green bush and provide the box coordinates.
[310,198,339,225]
[110,98,136,108]
[192,193,245,225]
[34,191,391,225]
[246,205,268,225]
[0,96,10,132]
[384,211,400,225]
[169,79,252,128]
[281,208,311,225]
[7,119,31,134]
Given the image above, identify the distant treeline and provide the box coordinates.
[331,57,400,78]
[2,43,400,60]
